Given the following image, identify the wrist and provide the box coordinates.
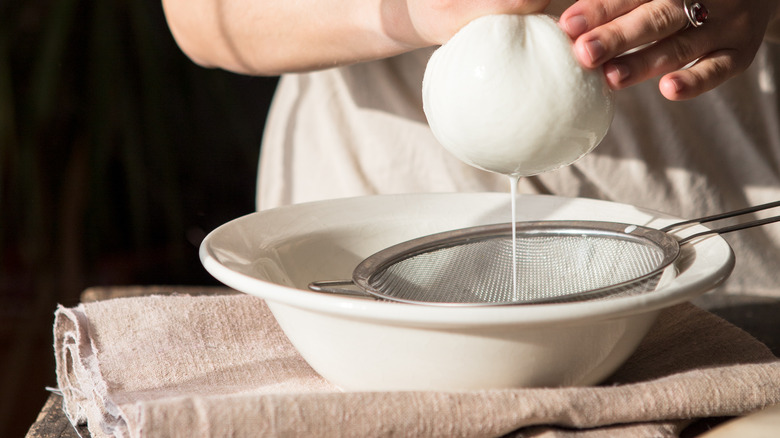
[379,0,435,51]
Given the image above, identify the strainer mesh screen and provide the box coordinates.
[367,234,666,304]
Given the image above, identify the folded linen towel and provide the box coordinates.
[53,291,780,438]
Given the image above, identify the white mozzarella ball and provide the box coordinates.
[422,14,615,176]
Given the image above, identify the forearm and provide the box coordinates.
[162,0,405,75]
[162,0,567,76]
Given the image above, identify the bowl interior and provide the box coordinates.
[200,193,735,326]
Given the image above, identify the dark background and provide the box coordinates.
[1,0,279,435]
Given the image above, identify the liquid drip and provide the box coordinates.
[509,175,520,301]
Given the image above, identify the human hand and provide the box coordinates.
[559,0,780,100]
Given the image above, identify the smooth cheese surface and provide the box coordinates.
[422,14,615,176]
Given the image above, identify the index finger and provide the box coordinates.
[559,0,649,38]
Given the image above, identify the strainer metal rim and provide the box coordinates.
[203,193,739,326]
[351,220,681,306]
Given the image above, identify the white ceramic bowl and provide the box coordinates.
[200,193,734,391]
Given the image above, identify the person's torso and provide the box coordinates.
[257,43,780,295]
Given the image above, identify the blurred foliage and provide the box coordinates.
[0,0,277,434]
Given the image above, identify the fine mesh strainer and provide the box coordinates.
[309,201,780,305]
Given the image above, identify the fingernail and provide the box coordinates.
[668,77,683,93]
[584,39,605,64]
[660,77,685,98]
[604,63,629,85]
[564,15,588,37]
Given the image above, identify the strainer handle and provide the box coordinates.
[661,200,780,245]
[676,215,780,245]
[308,280,375,299]
[661,199,780,231]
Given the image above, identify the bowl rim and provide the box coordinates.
[200,193,735,328]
